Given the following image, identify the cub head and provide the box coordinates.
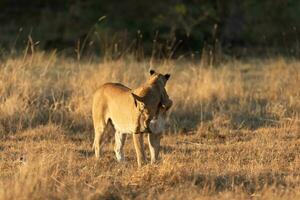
[132,93,152,133]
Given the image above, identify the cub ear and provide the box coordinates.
[132,93,145,108]
[164,73,171,80]
[150,69,156,75]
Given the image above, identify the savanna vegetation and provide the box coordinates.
[1,1,300,199]
[1,0,300,58]
[0,52,299,199]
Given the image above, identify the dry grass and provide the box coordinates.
[0,52,300,199]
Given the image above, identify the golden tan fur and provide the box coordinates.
[92,70,172,167]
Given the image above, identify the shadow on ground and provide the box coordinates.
[76,149,95,158]
[193,172,292,194]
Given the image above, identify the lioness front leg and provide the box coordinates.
[133,133,146,167]
[148,133,161,164]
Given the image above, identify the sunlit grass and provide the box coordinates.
[0,52,299,199]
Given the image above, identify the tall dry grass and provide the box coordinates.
[0,52,299,199]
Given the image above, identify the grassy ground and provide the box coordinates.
[0,52,299,199]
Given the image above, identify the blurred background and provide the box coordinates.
[1,0,300,59]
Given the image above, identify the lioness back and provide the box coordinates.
[93,83,139,133]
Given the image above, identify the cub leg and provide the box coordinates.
[114,131,126,162]
[133,133,146,167]
[148,133,161,164]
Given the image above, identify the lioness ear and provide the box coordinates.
[164,74,171,80]
[150,69,156,75]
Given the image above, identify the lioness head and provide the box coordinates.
[148,69,170,87]
[132,69,171,133]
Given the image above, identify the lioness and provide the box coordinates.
[92,70,172,167]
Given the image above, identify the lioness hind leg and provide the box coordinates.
[114,131,126,162]
[148,133,161,164]
[93,123,105,159]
